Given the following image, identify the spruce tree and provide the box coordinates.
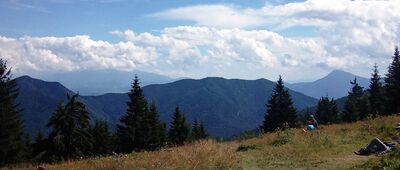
[342,78,365,122]
[385,47,400,115]
[0,59,25,166]
[145,101,167,150]
[191,120,208,141]
[31,130,46,161]
[315,96,338,124]
[369,64,385,117]
[191,120,200,141]
[261,76,297,132]
[117,75,149,153]
[45,94,92,161]
[89,119,113,156]
[168,107,190,145]
[198,121,208,139]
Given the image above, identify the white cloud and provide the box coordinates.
[2,0,400,80]
[150,5,263,29]
[0,35,158,74]
[148,0,400,78]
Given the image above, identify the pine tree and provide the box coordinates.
[145,101,167,150]
[198,121,208,139]
[45,94,92,161]
[168,107,190,145]
[369,64,385,117]
[261,76,297,132]
[385,46,400,115]
[89,119,113,156]
[117,75,149,153]
[191,120,208,141]
[191,120,200,141]
[31,130,46,161]
[315,96,338,124]
[0,59,25,166]
[342,78,365,122]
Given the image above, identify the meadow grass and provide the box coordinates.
[3,115,400,170]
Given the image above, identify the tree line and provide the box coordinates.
[0,62,207,165]
[261,47,400,132]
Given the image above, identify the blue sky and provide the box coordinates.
[0,0,305,39]
[0,0,398,81]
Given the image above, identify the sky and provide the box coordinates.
[0,0,399,82]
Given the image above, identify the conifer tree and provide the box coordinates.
[385,47,400,115]
[191,120,200,141]
[145,101,167,150]
[369,64,385,117]
[198,121,208,139]
[191,120,208,141]
[31,130,46,161]
[168,107,190,145]
[261,76,297,132]
[342,78,365,122]
[117,75,149,153]
[45,94,92,161]
[89,119,113,156]
[0,59,25,166]
[315,96,338,124]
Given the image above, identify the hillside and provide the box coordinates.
[15,76,73,134]
[287,70,369,99]
[16,76,318,138]
[9,115,400,170]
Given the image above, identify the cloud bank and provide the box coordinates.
[1,0,399,80]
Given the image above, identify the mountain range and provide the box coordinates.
[15,69,370,138]
[287,70,369,99]
[16,76,317,138]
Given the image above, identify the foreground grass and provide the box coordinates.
[4,115,400,170]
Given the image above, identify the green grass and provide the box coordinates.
[3,115,400,170]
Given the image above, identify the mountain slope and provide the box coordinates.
[16,76,73,135]
[287,70,369,99]
[33,69,177,95]
[16,76,318,138]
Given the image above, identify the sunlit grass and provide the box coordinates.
[4,115,400,170]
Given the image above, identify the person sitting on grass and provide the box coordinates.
[303,115,318,132]
[308,115,318,130]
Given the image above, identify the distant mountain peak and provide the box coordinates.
[287,70,369,99]
[329,69,351,75]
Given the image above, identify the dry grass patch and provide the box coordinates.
[8,140,241,170]
[238,115,400,170]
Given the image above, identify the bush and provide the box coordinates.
[236,145,257,152]
[271,130,290,147]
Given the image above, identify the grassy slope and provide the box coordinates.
[5,115,400,170]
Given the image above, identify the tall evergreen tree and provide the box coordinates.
[198,121,208,139]
[144,101,167,150]
[315,96,338,124]
[342,78,366,122]
[89,119,113,156]
[44,94,92,161]
[261,76,297,132]
[31,130,46,161]
[117,75,149,153]
[191,120,208,141]
[369,64,385,117]
[385,46,400,115]
[168,107,190,145]
[0,59,25,166]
